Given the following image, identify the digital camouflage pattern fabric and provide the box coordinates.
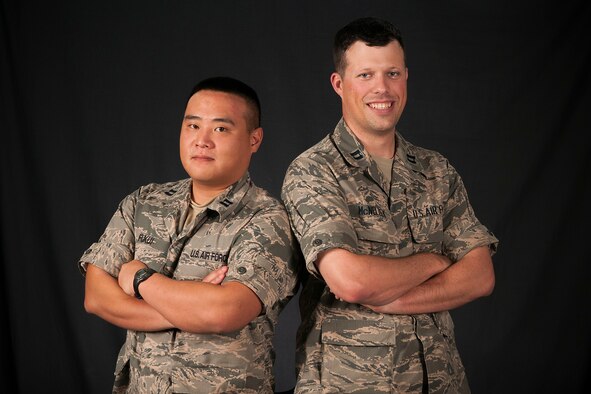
[80,173,299,393]
[281,119,498,393]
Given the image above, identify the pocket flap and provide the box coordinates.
[356,227,390,243]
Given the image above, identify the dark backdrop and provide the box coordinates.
[2,1,590,393]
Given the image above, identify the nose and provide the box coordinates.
[373,74,387,94]
[195,129,213,148]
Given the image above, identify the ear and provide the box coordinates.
[249,127,263,153]
[330,72,344,98]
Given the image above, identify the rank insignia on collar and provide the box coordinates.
[220,198,232,207]
[350,149,364,160]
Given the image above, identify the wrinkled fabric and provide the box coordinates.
[80,173,299,393]
[282,119,498,393]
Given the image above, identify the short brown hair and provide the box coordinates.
[333,17,405,74]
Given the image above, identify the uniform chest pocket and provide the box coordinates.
[134,235,170,270]
[405,190,444,253]
[354,221,399,256]
[350,200,399,256]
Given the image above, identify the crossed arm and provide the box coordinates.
[84,261,260,334]
[316,245,494,315]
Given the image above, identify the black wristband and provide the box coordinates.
[133,267,156,299]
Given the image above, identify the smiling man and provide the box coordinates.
[80,77,299,393]
[282,18,498,393]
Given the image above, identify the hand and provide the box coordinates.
[202,265,228,285]
[362,300,402,314]
[118,260,147,297]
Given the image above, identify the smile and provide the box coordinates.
[368,102,392,109]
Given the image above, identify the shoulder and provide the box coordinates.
[286,134,338,170]
[243,183,287,217]
[133,179,190,201]
[236,184,295,244]
[283,134,345,187]
[116,179,189,210]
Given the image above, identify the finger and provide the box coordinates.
[203,273,223,285]
[202,266,228,284]
[209,273,226,285]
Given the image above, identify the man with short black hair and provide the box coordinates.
[81,76,298,393]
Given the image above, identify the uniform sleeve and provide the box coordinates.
[224,205,299,315]
[78,191,138,277]
[281,156,358,277]
[442,163,499,262]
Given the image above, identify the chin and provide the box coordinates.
[369,124,396,134]
[188,172,214,182]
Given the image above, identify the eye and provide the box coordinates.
[214,126,227,132]
[187,123,199,130]
[358,72,371,79]
[388,71,401,78]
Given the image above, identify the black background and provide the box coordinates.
[2,1,590,393]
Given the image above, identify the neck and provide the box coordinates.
[353,129,396,159]
[191,182,227,205]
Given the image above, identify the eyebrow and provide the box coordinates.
[184,115,235,126]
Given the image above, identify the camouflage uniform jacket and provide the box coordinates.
[281,119,498,393]
[80,173,299,393]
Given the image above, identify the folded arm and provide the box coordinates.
[84,264,174,331]
[84,262,230,332]
[363,246,494,314]
[118,260,262,334]
[316,248,451,306]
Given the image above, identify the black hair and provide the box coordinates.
[333,17,404,74]
[187,76,261,129]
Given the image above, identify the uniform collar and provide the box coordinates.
[157,173,252,226]
[393,132,424,173]
[331,118,425,179]
[331,118,373,170]
[205,172,251,222]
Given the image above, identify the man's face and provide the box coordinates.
[331,40,408,137]
[179,90,262,193]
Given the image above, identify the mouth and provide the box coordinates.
[367,102,393,110]
[191,154,214,161]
